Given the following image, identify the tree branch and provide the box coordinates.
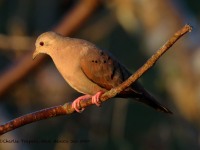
[0,24,192,135]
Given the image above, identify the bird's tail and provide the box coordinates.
[136,92,172,114]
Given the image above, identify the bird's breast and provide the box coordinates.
[56,63,105,95]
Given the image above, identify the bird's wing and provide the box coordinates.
[80,49,127,90]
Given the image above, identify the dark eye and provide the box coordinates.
[39,41,44,46]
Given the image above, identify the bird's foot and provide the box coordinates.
[72,95,91,113]
[72,91,104,113]
[91,91,104,107]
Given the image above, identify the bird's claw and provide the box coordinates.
[72,95,91,113]
[72,91,104,113]
[91,91,104,107]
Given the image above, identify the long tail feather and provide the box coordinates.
[137,92,173,114]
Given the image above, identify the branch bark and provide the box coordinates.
[0,0,101,97]
[0,24,192,135]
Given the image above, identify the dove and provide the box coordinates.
[33,31,172,114]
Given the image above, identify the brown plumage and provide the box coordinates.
[33,31,172,114]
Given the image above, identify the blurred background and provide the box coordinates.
[0,0,200,149]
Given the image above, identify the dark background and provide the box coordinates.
[0,0,200,150]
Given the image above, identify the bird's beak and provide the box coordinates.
[32,50,39,60]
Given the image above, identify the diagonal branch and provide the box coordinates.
[0,24,192,135]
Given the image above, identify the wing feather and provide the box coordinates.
[80,49,124,90]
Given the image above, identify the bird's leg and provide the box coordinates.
[72,95,92,113]
[91,91,104,107]
[72,91,104,113]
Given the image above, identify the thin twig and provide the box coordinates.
[0,34,34,52]
[0,24,192,135]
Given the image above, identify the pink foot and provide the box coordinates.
[72,95,91,113]
[91,91,104,107]
[72,91,104,113]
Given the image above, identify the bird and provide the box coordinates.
[33,31,172,114]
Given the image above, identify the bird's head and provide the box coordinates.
[33,31,60,59]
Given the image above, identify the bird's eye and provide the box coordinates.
[39,41,44,46]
